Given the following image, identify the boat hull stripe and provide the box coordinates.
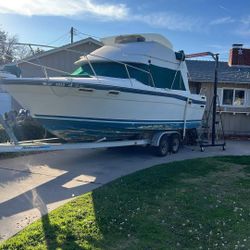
[34,116,202,141]
[34,114,201,124]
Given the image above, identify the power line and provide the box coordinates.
[74,29,101,40]
[47,31,70,46]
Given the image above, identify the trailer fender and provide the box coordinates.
[151,131,180,147]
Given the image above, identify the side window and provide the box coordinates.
[247,90,250,107]
[222,89,233,105]
[127,63,153,86]
[217,88,223,105]
[222,88,246,106]
[234,90,245,106]
[170,71,186,91]
[149,64,186,90]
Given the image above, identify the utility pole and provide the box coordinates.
[70,27,74,44]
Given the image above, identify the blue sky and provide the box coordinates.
[0,0,250,61]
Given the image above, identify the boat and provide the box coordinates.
[0,33,206,142]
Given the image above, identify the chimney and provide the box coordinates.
[232,43,243,49]
[229,44,250,67]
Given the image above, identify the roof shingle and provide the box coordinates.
[186,60,250,84]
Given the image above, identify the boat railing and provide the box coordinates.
[2,43,155,87]
[17,59,71,76]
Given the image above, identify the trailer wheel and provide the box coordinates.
[170,134,180,154]
[154,134,169,157]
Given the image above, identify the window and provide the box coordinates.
[71,62,186,90]
[222,89,233,105]
[221,88,245,106]
[234,90,245,106]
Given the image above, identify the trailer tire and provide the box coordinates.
[169,133,180,154]
[154,134,169,157]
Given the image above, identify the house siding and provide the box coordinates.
[189,81,250,135]
[18,42,101,77]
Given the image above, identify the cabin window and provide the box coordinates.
[221,88,245,106]
[71,62,186,90]
[71,62,128,79]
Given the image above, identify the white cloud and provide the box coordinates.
[210,16,235,25]
[133,12,201,32]
[0,0,201,32]
[235,16,250,37]
[237,29,250,37]
[241,16,250,25]
[218,5,231,13]
[0,0,129,20]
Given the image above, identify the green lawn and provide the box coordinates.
[1,156,250,249]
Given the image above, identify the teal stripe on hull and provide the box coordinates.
[35,116,201,142]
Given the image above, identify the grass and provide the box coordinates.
[1,156,250,249]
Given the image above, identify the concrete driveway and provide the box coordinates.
[0,140,250,242]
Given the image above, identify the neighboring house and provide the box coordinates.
[2,37,102,112]
[18,37,102,77]
[187,60,250,136]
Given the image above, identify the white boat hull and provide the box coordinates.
[2,77,205,141]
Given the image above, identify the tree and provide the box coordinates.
[0,28,41,65]
[0,29,18,65]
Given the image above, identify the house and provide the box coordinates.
[187,59,250,136]
[17,37,102,77]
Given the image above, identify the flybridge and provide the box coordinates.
[101,33,173,49]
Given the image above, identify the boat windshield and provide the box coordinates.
[71,62,185,90]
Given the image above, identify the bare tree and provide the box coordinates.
[0,29,19,65]
[0,29,40,65]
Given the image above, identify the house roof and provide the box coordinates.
[186,60,250,84]
[18,37,103,63]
